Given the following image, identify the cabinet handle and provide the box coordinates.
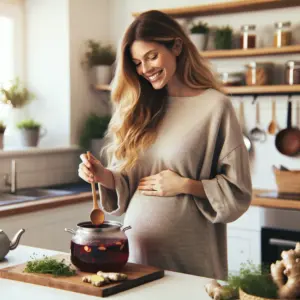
[269,238,298,248]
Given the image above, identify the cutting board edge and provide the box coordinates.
[0,269,102,297]
[102,269,165,297]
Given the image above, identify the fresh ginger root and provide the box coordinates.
[82,271,128,288]
[271,242,300,299]
[96,271,128,282]
[82,275,108,287]
[205,279,236,300]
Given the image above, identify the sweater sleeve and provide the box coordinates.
[97,168,130,216]
[194,97,252,223]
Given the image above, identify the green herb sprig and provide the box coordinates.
[24,254,76,277]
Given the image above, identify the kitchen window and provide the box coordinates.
[0,0,24,119]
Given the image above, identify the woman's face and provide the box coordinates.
[130,40,179,90]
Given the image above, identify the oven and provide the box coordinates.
[261,227,300,268]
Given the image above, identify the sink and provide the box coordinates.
[0,193,36,206]
[0,188,75,207]
[15,188,74,198]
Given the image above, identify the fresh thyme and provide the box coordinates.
[24,254,76,277]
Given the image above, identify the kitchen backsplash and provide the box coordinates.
[0,147,81,192]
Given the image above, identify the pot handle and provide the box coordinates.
[121,225,132,232]
[64,228,75,235]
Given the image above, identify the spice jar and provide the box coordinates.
[240,25,256,49]
[273,21,292,48]
[220,72,244,86]
[245,62,274,86]
[285,61,300,85]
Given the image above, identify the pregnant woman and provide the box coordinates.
[78,10,252,280]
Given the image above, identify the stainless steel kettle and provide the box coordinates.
[0,229,25,261]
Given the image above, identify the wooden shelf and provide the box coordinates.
[132,0,300,18]
[95,84,300,95]
[201,45,300,59]
[225,85,300,95]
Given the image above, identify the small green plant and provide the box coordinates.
[190,21,209,34]
[79,114,111,150]
[215,26,233,50]
[0,77,35,108]
[17,119,41,130]
[83,40,116,67]
[0,121,6,134]
[25,254,76,277]
[226,261,278,299]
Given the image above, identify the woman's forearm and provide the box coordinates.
[98,168,116,190]
[182,178,208,199]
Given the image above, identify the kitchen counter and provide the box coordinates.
[0,187,299,218]
[0,245,212,300]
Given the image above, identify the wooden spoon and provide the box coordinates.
[87,151,105,226]
[268,99,278,135]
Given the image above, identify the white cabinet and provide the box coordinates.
[0,202,125,253]
[227,228,261,274]
[227,207,262,274]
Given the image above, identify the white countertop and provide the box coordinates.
[0,245,212,300]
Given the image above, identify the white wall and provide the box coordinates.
[25,0,71,147]
[69,0,110,145]
[107,0,300,190]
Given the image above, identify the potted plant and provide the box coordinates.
[205,242,300,300]
[0,121,6,149]
[189,21,209,51]
[16,119,47,147]
[0,77,35,146]
[79,114,111,161]
[215,25,233,50]
[83,40,116,85]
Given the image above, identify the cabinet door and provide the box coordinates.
[227,229,261,274]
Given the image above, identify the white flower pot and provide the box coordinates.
[189,33,208,51]
[91,65,112,85]
[3,106,29,148]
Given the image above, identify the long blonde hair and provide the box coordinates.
[105,10,222,172]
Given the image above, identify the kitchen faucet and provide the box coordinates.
[4,160,17,194]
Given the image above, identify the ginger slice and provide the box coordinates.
[96,271,128,282]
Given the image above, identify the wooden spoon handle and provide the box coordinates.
[272,99,276,121]
[87,151,99,209]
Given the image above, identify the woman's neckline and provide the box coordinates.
[168,88,213,100]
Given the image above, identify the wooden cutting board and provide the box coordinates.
[0,254,164,297]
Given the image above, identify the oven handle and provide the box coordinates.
[269,238,298,248]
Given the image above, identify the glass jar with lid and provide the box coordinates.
[273,21,292,47]
[240,25,256,49]
[285,61,300,85]
[245,62,274,86]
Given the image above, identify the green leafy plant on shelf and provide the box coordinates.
[0,121,6,134]
[0,77,35,108]
[17,119,41,130]
[79,114,111,150]
[215,26,233,50]
[190,21,209,34]
[83,40,116,68]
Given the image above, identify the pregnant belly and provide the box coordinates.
[123,191,194,241]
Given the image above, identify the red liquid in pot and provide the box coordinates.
[71,239,129,272]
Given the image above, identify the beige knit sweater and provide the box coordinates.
[98,88,252,280]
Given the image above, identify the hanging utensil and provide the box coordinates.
[267,98,279,135]
[249,97,267,142]
[275,95,300,156]
[87,151,105,226]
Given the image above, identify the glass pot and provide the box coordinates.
[65,221,131,272]
[273,21,292,48]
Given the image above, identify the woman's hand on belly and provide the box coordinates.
[137,170,188,197]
